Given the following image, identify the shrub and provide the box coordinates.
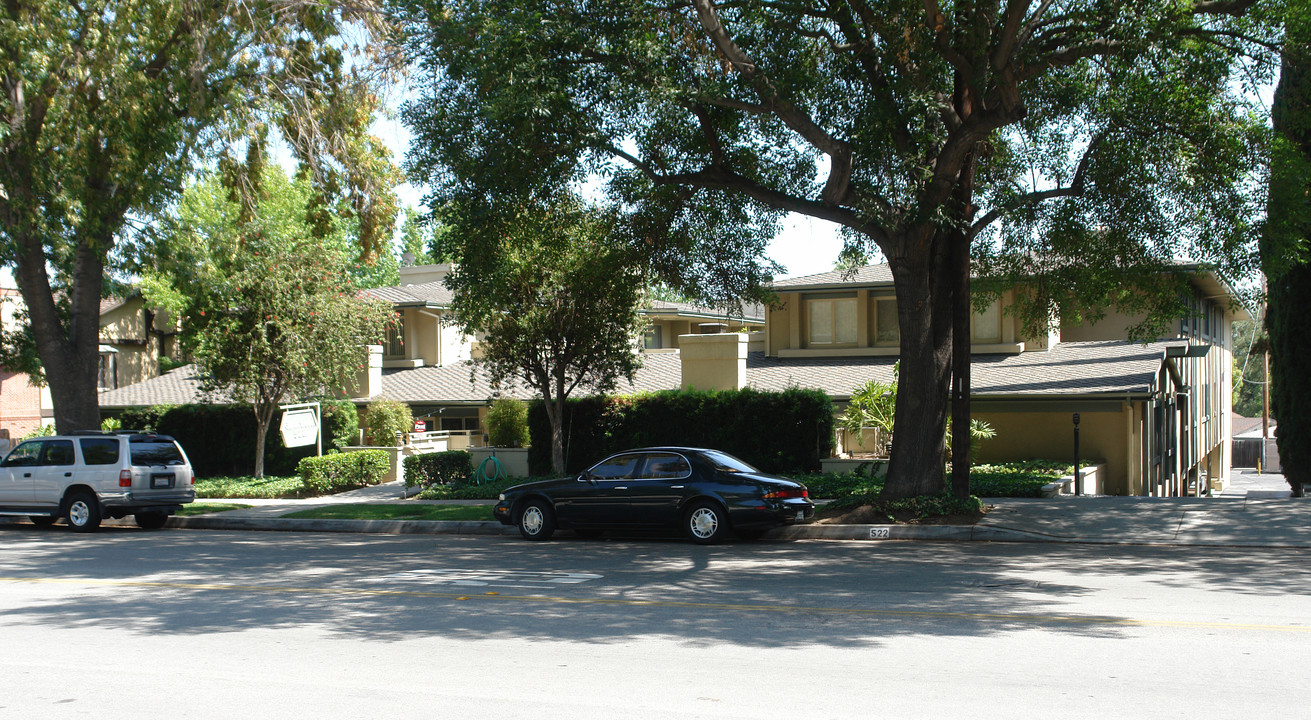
[403,450,472,488]
[527,387,834,475]
[486,397,530,447]
[297,450,391,495]
[363,398,412,446]
[321,399,360,451]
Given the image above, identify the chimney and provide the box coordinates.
[343,344,383,399]
[679,333,747,391]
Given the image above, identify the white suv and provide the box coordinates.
[0,432,195,532]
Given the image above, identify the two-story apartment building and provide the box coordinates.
[759,265,1242,496]
[99,262,1244,496]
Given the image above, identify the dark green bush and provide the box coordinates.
[297,450,390,494]
[403,450,472,488]
[107,402,360,478]
[528,388,835,475]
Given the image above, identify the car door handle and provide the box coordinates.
[23,472,31,478]
[614,486,628,490]
[671,485,685,489]
[64,472,72,477]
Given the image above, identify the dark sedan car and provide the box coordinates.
[493,447,814,543]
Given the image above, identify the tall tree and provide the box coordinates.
[438,195,647,475]
[156,168,394,478]
[1263,7,1311,496]
[394,0,1273,498]
[0,0,401,432]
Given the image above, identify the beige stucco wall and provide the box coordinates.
[974,405,1134,495]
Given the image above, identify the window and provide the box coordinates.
[643,324,664,349]
[640,453,691,480]
[971,299,1002,344]
[129,439,186,466]
[3,441,42,467]
[385,316,406,357]
[42,440,75,466]
[587,453,642,480]
[874,298,899,346]
[98,352,118,390]
[79,438,120,465]
[807,295,857,346]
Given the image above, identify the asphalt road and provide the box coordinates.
[2,525,1308,719]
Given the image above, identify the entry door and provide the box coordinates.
[0,441,43,503]
[556,453,643,526]
[32,439,76,509]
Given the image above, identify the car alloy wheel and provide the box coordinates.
[518,499,556,541]
[66,491,102,533]
[685,502,725,544]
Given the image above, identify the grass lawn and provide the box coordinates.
[280,504,495,522]
[177,502,253,516]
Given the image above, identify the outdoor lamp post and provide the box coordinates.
[1072,413,1081,497]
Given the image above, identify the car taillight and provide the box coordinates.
[763,487,808,500]
[119,469,132,487]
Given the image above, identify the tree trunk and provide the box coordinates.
[253,402,277,479]
[881,232,954,499]
[13,230,106,432]
[949,147,979,501]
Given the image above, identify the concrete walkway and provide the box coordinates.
[155,468,1310,548]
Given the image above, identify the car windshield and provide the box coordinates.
[700,450,757,474]
[130,440,185,466]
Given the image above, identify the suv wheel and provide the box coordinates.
[66,491,102,533]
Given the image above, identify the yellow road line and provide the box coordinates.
[2,575,1306,634]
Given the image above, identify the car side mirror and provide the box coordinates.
[577,473,593,484]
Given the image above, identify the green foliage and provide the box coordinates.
[363,399,413,446]
[395,0,1275,497]
[1231,319,1268,419]
[1263,13,1311,494]
[110,403,358,477]
[297,450,391,495]
[823,492,987,522]
[403,450,472,488]
[437,193,650,473]
[21,424,56,440]
[147,167,394,477]
[968,461,1074,498]
[840,364,898,453]
[486,398,530,448]
[321,400,361,452]
[416,474,528,501]
[526,388,835,476]
[0,1,401,432]
[115,405,174,434]
[193,476,308,500]
[945,418,998,462]
[100,417,122,432]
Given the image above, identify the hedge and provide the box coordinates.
[527,387,835,476]
[113,400,360,478]
[297,450,390,495]
[403,450,473,488]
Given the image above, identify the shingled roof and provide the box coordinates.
[99,340,1174,409]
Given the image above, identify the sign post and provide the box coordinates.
[280,402,322,456]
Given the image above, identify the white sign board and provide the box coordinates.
[280,407,320,448]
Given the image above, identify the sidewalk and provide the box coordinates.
[162,468,1309,548]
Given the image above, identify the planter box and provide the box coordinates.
[820,457,889,478]
[469,447,531,479]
